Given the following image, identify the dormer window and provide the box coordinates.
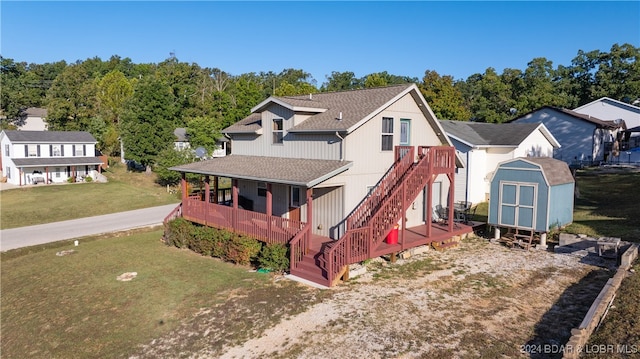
[272,118,284,144]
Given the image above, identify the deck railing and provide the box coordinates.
[322,146,455,284]
[289,223,311,271]
[181,196,304,245]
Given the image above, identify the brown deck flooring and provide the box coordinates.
[292,221,483,286]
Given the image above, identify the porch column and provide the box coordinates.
[19,168,23,186]
[213,176,219,204]
[204,176,211,203]
[180,173,187,201]
[306,188,313,251]
[232,179,239,229]
[425,177,433,238]
[45,167,50,185]
[447,173,455,233]
[266,183,273,217]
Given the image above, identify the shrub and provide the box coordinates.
[164,218,193,248]
[84,176,93,183]
[225,234,261,265]
[258,243,290,273]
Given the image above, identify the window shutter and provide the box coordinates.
[72,145,76,156]
[50,145,53,156]
[24,145,28,157]
[83,145,86,156]
[61,145,65,156]
[37,145,41,157]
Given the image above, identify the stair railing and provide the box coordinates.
[322,146,455,284]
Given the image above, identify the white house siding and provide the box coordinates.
[515,130,555,158]
[513,109,597,164]
[574,99,640,130]
[322,93,443,218]
[312,186,344,239]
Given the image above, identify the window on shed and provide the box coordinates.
[381,117,393,151]
[272,118,284,144]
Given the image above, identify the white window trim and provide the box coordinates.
[272,118,284,145]
[381,117,393,151]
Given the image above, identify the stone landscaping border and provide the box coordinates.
[563,243,639,358]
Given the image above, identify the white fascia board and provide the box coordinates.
[535,123,561,148]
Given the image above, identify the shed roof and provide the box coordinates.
[170,155,352,188]
[518,157,575,186]
[511,106,626,129]
[2,130,97,143]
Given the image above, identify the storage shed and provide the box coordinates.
[488,157,575,240]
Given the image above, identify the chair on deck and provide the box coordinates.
[436,205,459,228]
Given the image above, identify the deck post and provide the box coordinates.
[447,173,454,233]
[181,173,187,201]
[232,179,239,229]
[425,176,433,237]
[400,180,406,251]
[213,176,219,204]
[266,183,273,217]
[306,188,313,251]
[204,176,210,225]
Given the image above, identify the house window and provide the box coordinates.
[290,186,300,208]
[400,119,411,146]
[51,145,62,157]
[55,167,61,178]
[5,167,10,179]
[381,117,393,151]
[257,182,267,197]
[27,144,39,157]
[272,118,284,144]
[4,144,9,157]
[75,145,84,156]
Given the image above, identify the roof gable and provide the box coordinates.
[575,97,640,114]
[511,106,624,129]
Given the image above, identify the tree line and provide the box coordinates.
[1,43,638,173]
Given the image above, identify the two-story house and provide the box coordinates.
[0,130,104,186]
[439,120,560,206]
[168,84,474,287]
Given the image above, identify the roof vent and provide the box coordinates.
[338,112,343,120]
[309,93,312,100]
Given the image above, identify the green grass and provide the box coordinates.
[0,162,180,229]
[0,229,266,359]
[564,169,640,241]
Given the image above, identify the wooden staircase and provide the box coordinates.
[289,145,457,287]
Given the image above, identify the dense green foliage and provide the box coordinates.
[165,218,263,266]
[1,42,638,164]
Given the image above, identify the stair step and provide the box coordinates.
[290,268,330,286]
[432,240,459,251]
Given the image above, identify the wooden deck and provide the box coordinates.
[289,221,480,287]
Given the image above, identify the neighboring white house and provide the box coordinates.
[19,107,48,131]
[573,97,640,163]
[173,127,228,157]
[510,106,626,166]
[0,130,104,186]
[439,120,560,206]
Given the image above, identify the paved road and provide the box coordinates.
[0,203,180,251]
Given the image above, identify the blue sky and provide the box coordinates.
[2,1,639,85]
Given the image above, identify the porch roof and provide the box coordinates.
[12,157,104,167]
[170,155,352,187]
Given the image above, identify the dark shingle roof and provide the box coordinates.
[25,107,48,117]
[223,84,415,134]
[525,157,575,186]
[2,130,97,143]
[12,157,104,167]
[439,120,541,146]
[170,155,352,187]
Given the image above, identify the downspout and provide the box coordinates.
[465,150,470,204]
[335,132,345,161]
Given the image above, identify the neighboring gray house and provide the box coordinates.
[0,130,104,186]
[439,120,559,206]
[510,106,626,165]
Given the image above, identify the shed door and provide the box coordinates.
[498,182,537,230]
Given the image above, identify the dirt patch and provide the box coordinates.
[131,237,614,358]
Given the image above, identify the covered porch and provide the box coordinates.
[11,157,104,186]
[170,155,353,245]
